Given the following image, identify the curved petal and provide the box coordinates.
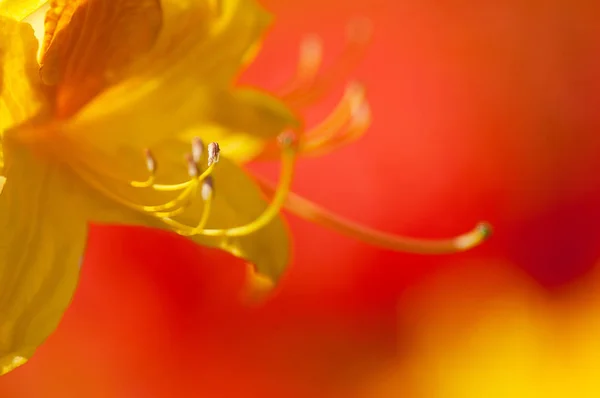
[39,0,162,118]
[0,17,46,134]
[0,17,48,177]
[177,89,299,163]
[63,0,297,163]
[75,138,291,283]
[0,137,90,375]
[0,0,47,20]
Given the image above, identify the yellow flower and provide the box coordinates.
[0,0,491,375]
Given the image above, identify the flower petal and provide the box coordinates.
[39,0,162,118]
[0,0,47,21]
[78,139,291,283]
[63,0,297,163]
[177,88,299,163]
[0,17,46,134]
[0,137,90,375]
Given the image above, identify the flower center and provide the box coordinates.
[75,131,298,239]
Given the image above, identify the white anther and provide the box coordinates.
[207,142,220,166]
[144,149,156,173]
[192,137,204,164]
[186,154,199,177]
[201,176,214,201]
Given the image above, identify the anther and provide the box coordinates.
[186,154,199,177]
[192,137,204,164]
[74,140,223,230]
[130,149,157,187]
[477,222,493,238]
[144,149,156,173]
[201,175,214,201]
[160,139,297,238]
[207,142,220,166]
[278,131,298,148]
[299,34,323,78]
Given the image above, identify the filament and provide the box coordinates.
[71,138,218,220]
[302,81,365,141]
[281,18,373,109]
[254,175,491,254]
[302,101,371,156]
[278,34,323,96]
[162,140,297,237]
[254,82,368,161]
[164,183,213,236]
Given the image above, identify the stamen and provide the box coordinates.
[162,132,298,237]
[304,101,371,157]
[192,136,205,164]
[130,149,157,188]
[201,175,214,201]
[307,81,364,139]
[163,176,214,237]
[278,34,323,95]
[136,150,218,214]
[127,139,217,193]
[254,175,491,254]
[186,153,200,177]
[151,163,214,192]
[208,142,220,166]
[281,18,373,109]
[149,184,197,216]
[194,177,215,235]
[197,187,213,230]
[74,138,219,219]
[300,81,367,154]
[253,83,368,161]
[298,35,323,81]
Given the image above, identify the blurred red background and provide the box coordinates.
[1,0,599,396]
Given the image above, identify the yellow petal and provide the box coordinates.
[63,0,297,163]
[179,89,299,163]
[0,136,90,375]
[0,0,47,20]
[0,17,46,134]
[0,16,48,176]
[77,139,291,283]
[144,0,271,86]
[39,0,162,118]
